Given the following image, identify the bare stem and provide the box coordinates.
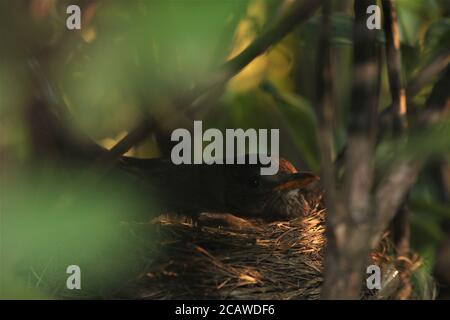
[382,0,407,133]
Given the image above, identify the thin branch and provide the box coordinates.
[407,49,450,99]
[382,0,407,133]
[205,0,324,95]
[420,66,450,125]
[373,160,421,244]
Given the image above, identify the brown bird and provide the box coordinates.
[118,156,321,221]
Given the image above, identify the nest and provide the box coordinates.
[128,204,423,300]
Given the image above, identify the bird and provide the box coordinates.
[117,155,321,221]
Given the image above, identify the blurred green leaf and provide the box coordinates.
[1,168,156,299]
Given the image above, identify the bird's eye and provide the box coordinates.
[248,176,260,188]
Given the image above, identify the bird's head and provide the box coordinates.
[221,157,320,220]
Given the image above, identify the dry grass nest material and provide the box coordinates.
[134,205,423,300]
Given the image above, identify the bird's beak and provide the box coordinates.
[274,172,320,191]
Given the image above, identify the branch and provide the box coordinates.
[420,66,450,125]
[382,0,407,133]
[407,49,450,99]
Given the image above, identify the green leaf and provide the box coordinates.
[1,169,156,299]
